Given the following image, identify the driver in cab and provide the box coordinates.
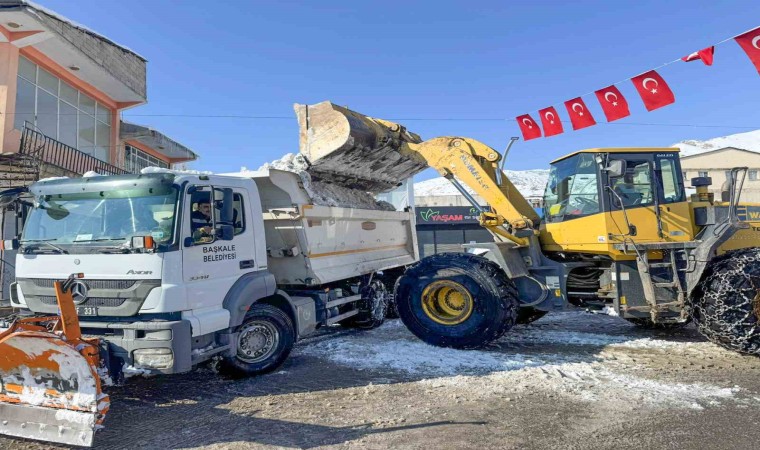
[192,201,213,243]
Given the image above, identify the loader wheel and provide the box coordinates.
[395,253,519,349]
[340,280,389,329]
[691,248,760,355]
[218,304,295,377]
[516,307,547,325]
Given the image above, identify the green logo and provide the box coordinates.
[420,208,440,221]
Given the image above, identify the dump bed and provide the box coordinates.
[248,169,418,286]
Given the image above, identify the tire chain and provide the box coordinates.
[690,248,760,355]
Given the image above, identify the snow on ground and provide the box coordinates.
[299,311,756,411]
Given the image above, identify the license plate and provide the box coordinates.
[77,306,98,316]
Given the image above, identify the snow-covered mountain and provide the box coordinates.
[671,129,760,157]
[414,169,550,198]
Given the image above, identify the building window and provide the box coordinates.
[682,171,688,181]
[698,171,708,178]
[725,170,733,180]
[750,170,758,181]
[125,144,169,172]
[14,55,112,162]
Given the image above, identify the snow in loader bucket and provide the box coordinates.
[0,326,106,446]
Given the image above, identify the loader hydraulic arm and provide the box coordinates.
[400,136,540,244]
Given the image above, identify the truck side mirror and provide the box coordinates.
[605,159,626,178]
[221,188,234,223]
[216,224,234,241]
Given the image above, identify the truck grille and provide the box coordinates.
[39,296,127,308]
[29,279,137,289]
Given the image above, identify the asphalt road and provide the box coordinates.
[2,310,760,449]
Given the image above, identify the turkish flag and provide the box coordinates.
[538,106,563,137]
[631,70,675,112]
[681,46,714,66]
[516,114,541,140]
[594,85,630,122]
[563,97,596,130]
[735,27,760,75]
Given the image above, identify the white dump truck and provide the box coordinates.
[4,168,417,380]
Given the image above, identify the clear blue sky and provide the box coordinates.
[39,0,760,181]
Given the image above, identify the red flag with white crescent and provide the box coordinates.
[631,70,675,112]
[735,27,760,75]
[594,85,630,122]
[515,114,542,140]
[681,46,714,66]
[563,97,596,130]
[538,106,563,137]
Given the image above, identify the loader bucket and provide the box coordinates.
[295,101,429,192]
[0,278,109,447]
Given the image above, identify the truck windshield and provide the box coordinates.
[22,187,179,248]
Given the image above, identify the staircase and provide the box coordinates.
[628,241,699,322]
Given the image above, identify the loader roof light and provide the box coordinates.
[131,235,155,250]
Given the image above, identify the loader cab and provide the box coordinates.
[543,148,685,224]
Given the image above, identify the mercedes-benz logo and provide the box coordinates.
[70,280,89,305]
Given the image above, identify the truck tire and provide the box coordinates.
[395,253,519,349]
[340,280,389,329]
[691,248,760,355]
[218,304,295,378]
[516,307,547,324]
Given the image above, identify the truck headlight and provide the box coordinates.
[133,348,173,369]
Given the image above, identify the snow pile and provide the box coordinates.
[256,153,395,211]
[671,129,760,157]
[414,169,550,199]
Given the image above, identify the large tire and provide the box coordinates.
[691,248,760,355]
[516,307,547,325]
[395,253,519,349]
[624,317,691,330]
[218,304,295,378]
[340,280,389,329]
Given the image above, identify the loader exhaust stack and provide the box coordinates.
[0,274,109,447]
[295,101,429,192]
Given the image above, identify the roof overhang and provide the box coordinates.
[120,121,198,162]
[0,1,146,106]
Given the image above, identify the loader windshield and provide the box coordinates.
[543,153,601,223]
[22,186,179,251]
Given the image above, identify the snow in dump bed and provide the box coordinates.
[254,153,395,211]
[298,311,758,411]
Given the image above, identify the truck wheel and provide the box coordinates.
[516,307,547,324]
[624,317,690,330]
[218,304,295,378]
[395,253,518,349]
[340,280,389,329]
[691,248,760,355]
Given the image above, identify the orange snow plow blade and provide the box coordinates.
[0,275,109,447]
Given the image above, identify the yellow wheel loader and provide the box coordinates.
[296,101,760,355]
[0,273,108,447]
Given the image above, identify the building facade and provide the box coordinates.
[0,1,198,301]
[680,147,760,202]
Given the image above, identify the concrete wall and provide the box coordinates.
[0,42,21,155]
[681,148,760,202]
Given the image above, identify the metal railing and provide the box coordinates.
[19,125,132,176]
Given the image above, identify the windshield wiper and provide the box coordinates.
[73,238,125,243]
[21,239,68,254]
